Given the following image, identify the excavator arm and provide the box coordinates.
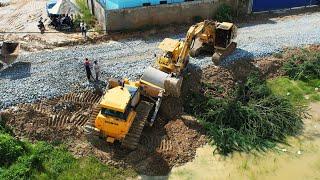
[176,21,215,70]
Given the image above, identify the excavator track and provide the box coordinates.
[212,42,237,65]
[121,101,154,150]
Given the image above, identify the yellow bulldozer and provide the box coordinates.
[138,20,237,98]
[84,78,163,150]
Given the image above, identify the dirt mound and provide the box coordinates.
[4,109,81,142]
[202,65,235,97]
[3,91,99,142]
[2,90,206,176]
[201,55,290,97]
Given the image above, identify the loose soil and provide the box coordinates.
[1,91,206,176]
[1,45,319,175]
[199,45,320,97]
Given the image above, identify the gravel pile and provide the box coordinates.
[1,12,320,109]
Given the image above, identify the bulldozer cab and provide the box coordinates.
[99,84,140,116]
[215,22,237,50]
[94,84,140,141]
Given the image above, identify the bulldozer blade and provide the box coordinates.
[83,125,100,136]
[141,66,182,97]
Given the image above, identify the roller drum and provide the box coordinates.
[141,67,182,97]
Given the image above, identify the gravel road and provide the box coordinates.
[1,12,320,109]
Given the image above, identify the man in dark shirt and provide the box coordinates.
[84,58,92,81]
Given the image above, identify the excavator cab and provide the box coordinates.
[214,22,237,50]
[212,22,238,65]
[157,38,181,73]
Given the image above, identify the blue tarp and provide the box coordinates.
[252,0,320,12]
[47,0,57,14]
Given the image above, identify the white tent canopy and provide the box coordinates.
[48,0,79,15]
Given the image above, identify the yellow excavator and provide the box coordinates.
[189,20,237,65]
[139,20,237,97]
[84,78,163,150]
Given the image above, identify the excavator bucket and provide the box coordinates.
[0,41,20,70]
[140,66,182,97]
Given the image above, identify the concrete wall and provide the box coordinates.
[88,0,249,32]
[87,0,107,31]
[105,0,221,31]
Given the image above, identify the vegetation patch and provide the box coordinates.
[268,46,320,104]
[268,77,320,104]
[75,0,96,28]
[282,48,320,81]
[0,115,136,180]
[185,73,305,155]
[215,4,233,22]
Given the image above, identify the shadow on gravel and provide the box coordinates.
[0,62,31,80]
[221,48,255,66]
[237,6,320,28]
[238,19,277,28]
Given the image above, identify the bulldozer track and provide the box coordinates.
[61,92,101,104]
[121,101,154,150]
[83,104,101,131]
[140,135,173,152]
[47,113,89,127]
[15,91,102,129]
[158,139,173,152]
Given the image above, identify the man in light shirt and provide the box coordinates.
[93,60,100,81]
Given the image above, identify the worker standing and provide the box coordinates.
[80,21,84,36]
[93,60,100,81]
[83,22,87,38]
[84,58,92,81]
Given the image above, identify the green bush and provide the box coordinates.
[0,116,136,179]
[215,4,233,22]
[0,114,12,134]
[186,73,305,154]
[59,157,136,180]
[75,0,96,28]
[0,138,137,180]
[0,134,25,167]
[40,146,76,179]
[0,154,42,180]
[283,49,320,81]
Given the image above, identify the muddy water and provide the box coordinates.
[169,103,320,180]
